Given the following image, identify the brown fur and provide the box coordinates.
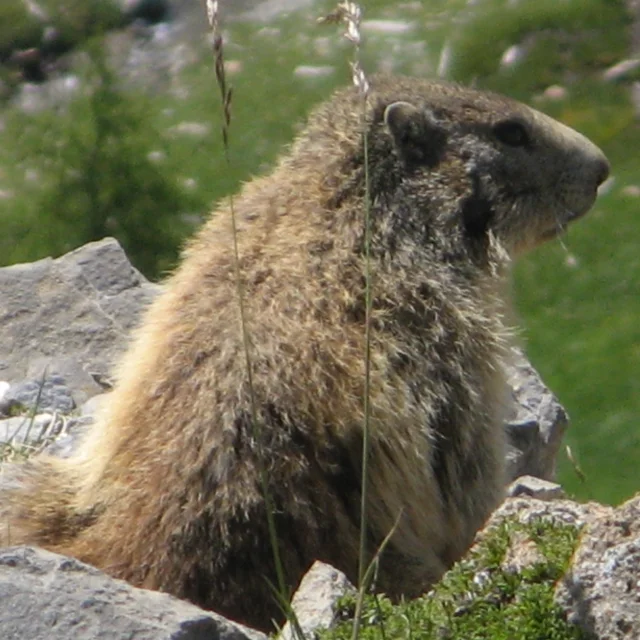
[1,75,608,631]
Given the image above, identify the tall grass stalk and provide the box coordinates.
[19,368,48,449]
[565,445,593,500]
[204,0,290,623]
[320,4,372,639]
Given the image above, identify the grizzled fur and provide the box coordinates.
[1,75,608,631]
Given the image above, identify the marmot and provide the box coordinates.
[1,75,608,632]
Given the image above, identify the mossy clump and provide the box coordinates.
[321,517,588,640]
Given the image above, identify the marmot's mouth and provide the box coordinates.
[541,224,566,241]
[561,188,598,223]
[541,205,588,241]
[543,190,597,239]
[564,205,591,223]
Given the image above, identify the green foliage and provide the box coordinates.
[321,518,586,640]
[0,46,197,278]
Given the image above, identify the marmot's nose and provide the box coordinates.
[594,155,610,186]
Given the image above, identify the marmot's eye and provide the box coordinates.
[493,120,531,147]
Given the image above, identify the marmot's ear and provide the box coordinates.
[383,101,447,167]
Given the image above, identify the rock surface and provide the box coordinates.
[504,352,569,482]
[280,561,355,640]
[556,494,640,640]
[0,413,65,449]
[506,474,565,500]
[0,238,160,404]
[0,546,266,640]
[0,374,75,415]
[483,494,612,540]
[484,493,640,640]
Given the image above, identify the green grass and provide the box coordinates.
[0,0,637,503]
[450,0,628,95]
[515,167,640,503]
[321,518,587,640]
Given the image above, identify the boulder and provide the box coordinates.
[504,351,569,481]
[0,238,160,405]
[556,494,640,639]
[483,493,640,640]
[279,561,355,640]
[0,546,266,640]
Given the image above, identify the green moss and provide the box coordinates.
[321,518,586,640]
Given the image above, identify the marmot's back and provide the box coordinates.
[0,75,609,632]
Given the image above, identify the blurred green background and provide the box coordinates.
[0,0,637,504]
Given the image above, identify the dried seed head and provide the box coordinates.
[205,0,232,138]
[350,62,369,96]
[319,2,369,97]
[206,0,219,32]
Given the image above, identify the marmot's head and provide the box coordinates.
[299,76,609,263]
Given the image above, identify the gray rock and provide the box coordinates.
[238,0,317,22]
[0,238,160,404]
[168,121,211,137]
[602,58,640,82]
[0,375,75,415]
[504,350,569,481]
[499,44,526,69]
[633,81,640,118]
[80,392,110,417]
[0,413,63,448]
[0,546,266,640]
[361,20,414,34]
[555,493,640,639]
[11,75,81,114]
[293,65,335,79]
[280,561,355,640]
[42,416,94,458]
[480,492,640,639]
[23,0,49,21]
[479,495,612,542]
[507,475,564,500]
[540,84,568,101]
